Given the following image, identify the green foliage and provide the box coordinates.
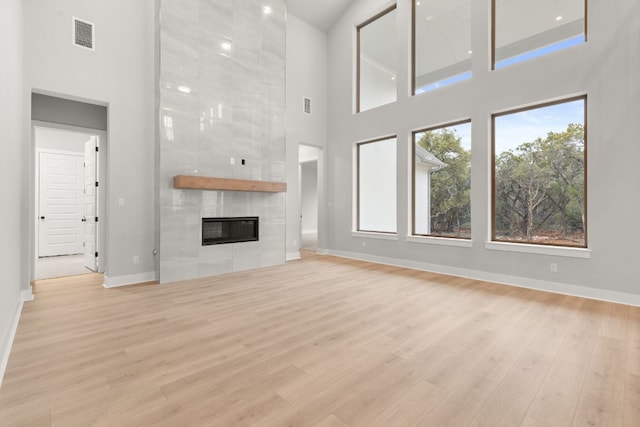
[417,128,471,237]
[494,124,585,245]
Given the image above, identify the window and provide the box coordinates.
[357,137,397,233]
[413,0,471,94]
[493,96,586,247]
[493,0,586,69]
[413,121,471,238]
[357,5,397,112]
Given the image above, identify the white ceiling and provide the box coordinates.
[287,0,355,32]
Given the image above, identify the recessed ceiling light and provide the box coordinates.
[555,15,563,21]
[263,6,272,15]
[468,50,473,55]
[221,42,232,51]
[177,86,191,94]
[391,76,396,81]
[417,1,421,5]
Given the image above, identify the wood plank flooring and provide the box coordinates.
[0,251,638,426]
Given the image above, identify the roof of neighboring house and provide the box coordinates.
[415,145,447,170]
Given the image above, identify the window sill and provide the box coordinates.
[406,235,472,248]
[485,241,591,259]
[351,231,398,241]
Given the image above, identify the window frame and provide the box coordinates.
[410,1,416,96]
[356,4,398,113]
[356,135,398,234]
[411,119,472,239]
[491,95,588,248]
[411,1,472,95]
[491,0,588,70]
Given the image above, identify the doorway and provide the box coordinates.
[33,125,105,280]
[299,144,322,251]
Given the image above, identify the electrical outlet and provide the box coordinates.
[230,157,235,165]
[550,263,558,272]
[133,256,140,264]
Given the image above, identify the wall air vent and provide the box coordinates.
[73,17,95,50]
[303,97,311,115]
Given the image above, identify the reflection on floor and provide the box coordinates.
[35,254,93,280]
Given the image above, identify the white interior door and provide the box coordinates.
[38,151,84,257]
[84,137,98,271]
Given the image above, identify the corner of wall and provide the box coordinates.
[0,300,24,389]
[286,251,301,261]
[103,272,157,288]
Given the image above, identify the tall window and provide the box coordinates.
[357,137,397,233]
[357,5,397,112]
[493,96,586,247]
[413,0,471,94]
[413,121,471,238]
[493,0,586,69]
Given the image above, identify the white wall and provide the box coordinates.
[327,0,640,303]
[300,161,318,232]
[35,127,90,152]
[0,0,26,385]
[286,15,328,259]
[24,0,156,285]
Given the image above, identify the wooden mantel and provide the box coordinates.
[173,175,287,193]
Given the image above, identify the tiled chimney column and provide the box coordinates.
[158,0,286,283]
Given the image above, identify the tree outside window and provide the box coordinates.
[493,97,586,247]
[413,121,471,238]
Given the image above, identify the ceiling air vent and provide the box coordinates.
[303,97,311,115]
[73,17,95,50]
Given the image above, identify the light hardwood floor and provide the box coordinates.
[1,251,638,426]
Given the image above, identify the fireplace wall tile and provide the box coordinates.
[159,0,286,284]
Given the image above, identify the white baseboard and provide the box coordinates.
[327,249,640,307]
[103,271,156,288]
[21,288,34,302]
[286,251,301,261]
[0,299,24,389]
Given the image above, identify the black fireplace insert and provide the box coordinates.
[202,217,259,245]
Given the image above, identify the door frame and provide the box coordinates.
[298,143,325,253]
[31,121,108,281]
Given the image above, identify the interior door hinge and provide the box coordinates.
[95,217,99,222]
[95,252,98,257]
[95,181,99,187]
[95,146,99,152]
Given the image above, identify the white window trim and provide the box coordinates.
[352,231,399,241]
[485,241,591,259]
[406,235,472,247]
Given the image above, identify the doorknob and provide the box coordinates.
[40,216,45,220]
[81,218,86,222]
